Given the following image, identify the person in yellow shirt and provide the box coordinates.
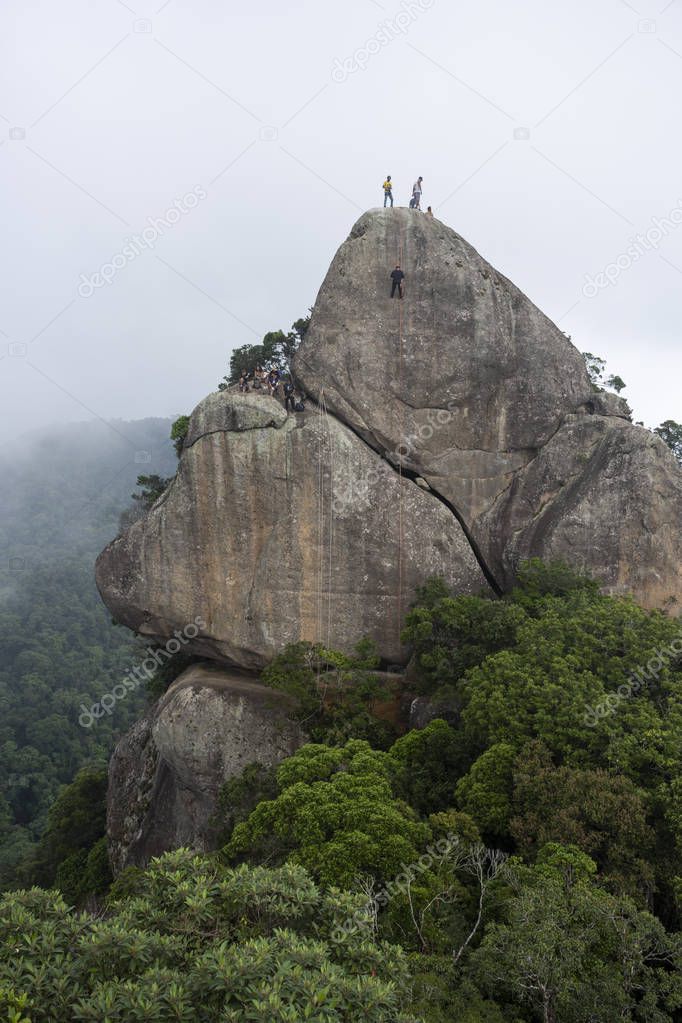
[383,175,394,208]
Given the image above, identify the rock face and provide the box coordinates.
[294,209,594,525]
[294,208,682,605]
[96,209,682,677]
[107,662,305,872]
[96,392,490,670]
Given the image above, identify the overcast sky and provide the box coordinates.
[1,0,681,442]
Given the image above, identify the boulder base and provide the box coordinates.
[107,662,305,872]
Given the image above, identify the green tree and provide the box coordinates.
[225,739,430,887]
[401,593,525,696]
[509,742,654,899]
[510,557,600,605]
[170,415,190,458]
[213,762,279,845]
[473,847,682,1022]
[654,420,682,463]
[582,352,627,393]
[455,743,517,844]
[389,719,468,816]
[583,351,606,388]
[131,474,173,509]
[29,766,110,898]
[220,314,311,388]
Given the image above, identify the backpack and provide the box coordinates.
[294,400,305,413]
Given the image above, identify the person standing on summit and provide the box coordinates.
[390,264,404,299]
[412,176,423,210]
[383,175,393,207]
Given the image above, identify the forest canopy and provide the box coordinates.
[6,561,682,1020]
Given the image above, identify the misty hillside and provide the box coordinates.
[0,417,176,885]
[0,417,175,559]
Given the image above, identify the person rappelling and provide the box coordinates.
[390,264,404,299]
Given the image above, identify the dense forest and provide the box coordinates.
[3,562,682,1020]
[0,418,176,886]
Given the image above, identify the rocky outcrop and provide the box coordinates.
[97,209,682,677]
[293,208,682,607]
[96,392,490,670]
[101,208,682,872]
[485,414,682,603]
[107,662,305,872]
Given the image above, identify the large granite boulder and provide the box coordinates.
[293,208,682,607]
[107,662,306,872]
[96,392,490,670]
[97,209,681,676]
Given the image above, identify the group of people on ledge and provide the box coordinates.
[382,174,434,216]
[237,365,305,414]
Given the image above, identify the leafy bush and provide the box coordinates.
[261,639,397,746]
[170,415,190,458]
[0,852,416,1023]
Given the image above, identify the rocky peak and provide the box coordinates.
[293,208,680,604]
[95,209,682,674]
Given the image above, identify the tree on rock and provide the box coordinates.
[582,351,626,393]
[655,420,682,463]
[220,314,310,388]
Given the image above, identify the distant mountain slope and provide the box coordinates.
[0,416,176,886]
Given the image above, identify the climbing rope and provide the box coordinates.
[320,388,334,651]
[316,389,325,656]
[396,222,406,652]
[313,218,407,660]
[315,387,336,658]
